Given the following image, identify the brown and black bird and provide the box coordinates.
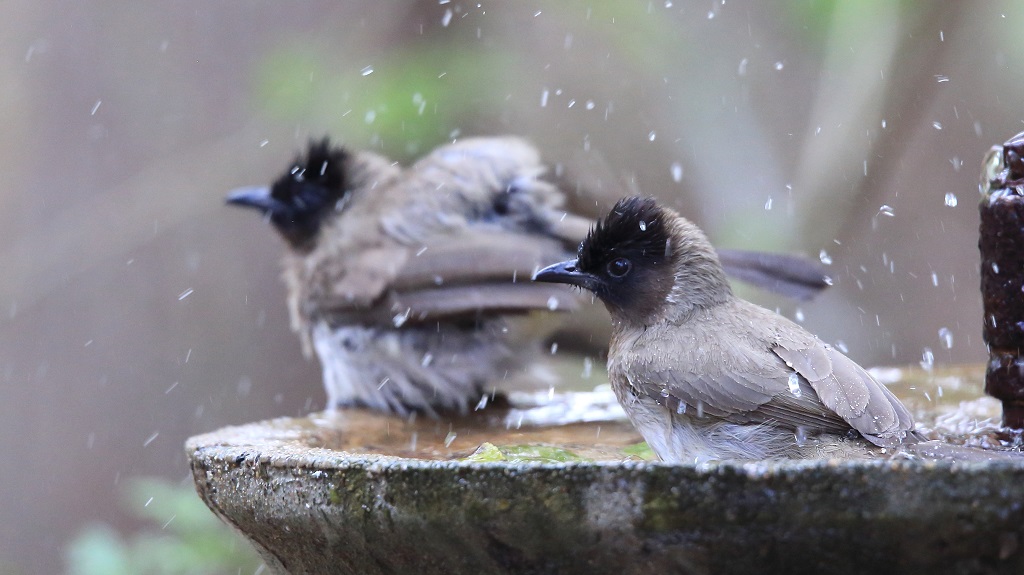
[228,138,831,416]
[534,196,919,462]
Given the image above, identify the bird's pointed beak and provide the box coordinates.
[226,186,279,213]
[533,259,598,290]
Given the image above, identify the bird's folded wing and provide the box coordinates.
[313,229,581,323]
[772,342,914,447]
[632,339,849,434]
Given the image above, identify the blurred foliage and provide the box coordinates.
[255,39,520,160]
[64,478,263,575]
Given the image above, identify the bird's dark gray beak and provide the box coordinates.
[533,259,598,290]
[226,186,279,213]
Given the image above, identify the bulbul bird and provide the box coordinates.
[228,138,830,417]
[534,196,919,462]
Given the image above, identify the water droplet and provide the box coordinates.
[944,192,958,207]
[794,426,808,447]
[550,342,558,355]
[938,327,953,349]
[935,74,949,83]
[737,58,748,76]
[819,250,832,265]
[835,340,849,354]
[764,196,773,210]
[660,388,670,398]
[992,262,1000,274]
[671,162,683,182]
[639,220,647,231]
[441,8,453,26]
[933,121,943,130]
[444,430,457,447]
[931,272,939,287]
[648,130,656,141]
[421,352,434,367]
[360,65,374,76]
[393,309,410,327]
[878,204,894,217]
[676,402,687,414]
[475,395,489,411]
[585,100,595,110]
[919,348,935,371]
[547,296,559,311]
[794,308,805,322]
[695,401,704,418]
[540,89,549,107]
[774,61,784,71]
[364,110,376,124]
[787,373,802,397]
[581,357,593,379]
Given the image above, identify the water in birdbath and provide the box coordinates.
[275,358,1015,463]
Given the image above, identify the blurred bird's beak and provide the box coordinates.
[226,186,280,214]
[533,259,599,291]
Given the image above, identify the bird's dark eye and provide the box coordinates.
[607,257,632,278]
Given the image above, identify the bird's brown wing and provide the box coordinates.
[629,333,852,435]
[772,341,915,447]
[311,228,580,325]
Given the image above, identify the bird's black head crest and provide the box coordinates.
[229,137,350,250]
[578,196,672,273]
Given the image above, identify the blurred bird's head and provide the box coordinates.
[228,138,350,250]
[534,196,730,323]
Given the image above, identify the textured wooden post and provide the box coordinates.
[979,130,1024,429]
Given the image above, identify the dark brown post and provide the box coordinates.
[980,130,1024,429]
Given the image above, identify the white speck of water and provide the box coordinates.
[878,205,894,217]
[177,288,193,301]
[660,388,670,398]
[550,342,558,355]
[671,162,683,182]
[444,430,457,448]
[882,119,887,129]
[639,220,647,231]
[774,61,784,71]
[540,89,549,107]
[695,401,704,418]
[707,10,715,19]
[364,110,376,124]
[794,426,808,447]
[935,74,949,83]
[165,381,179,394]
[939,30,944,41]
[567,99,576,108]
[933,121,943,130]
[764,196,773,210]
[665,0,673,6]
[413,93,426,115]
[442,9,453,26]
[143,432,159,447]
[737,58,748,76]
[360,65,374,76]
[547,296,559,311]
[421,352,433,367]
[393,309,411,327]
[938,327,953,349]
[992,262,1000,274]
[377,377,390,390]
[835,340,849,353]
[787,373,802,397]
[819,250,832,265]
[919,348,935,371]
[944,192,958,207]
[90,100,102,115]
[794,308,805,323]
[676,402,687,414]
[930,272,939,287]
[475,394,489,411]
[648,131,656,141]
[585,100,595,110]
[581,357,593,379]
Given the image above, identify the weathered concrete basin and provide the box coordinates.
[188,368,1024,575]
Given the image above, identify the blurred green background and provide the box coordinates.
[2,1,1021,572]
